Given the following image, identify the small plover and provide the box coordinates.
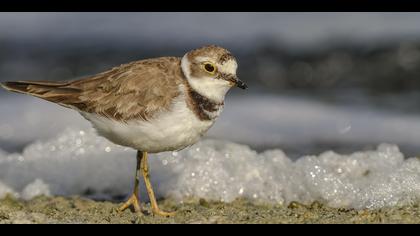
[0,45,247,216]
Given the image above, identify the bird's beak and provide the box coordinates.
[235,78,248,90]
[224,74,248,90]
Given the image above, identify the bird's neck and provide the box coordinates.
[182,82,224,122]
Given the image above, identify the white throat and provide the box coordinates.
[181,54,231,103]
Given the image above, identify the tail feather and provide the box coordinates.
[1,80,82,109]
[1,80,68,92]
[1,81,32,93]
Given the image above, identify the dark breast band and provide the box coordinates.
[186,86,224,121]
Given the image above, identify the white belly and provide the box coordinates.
[80,95,221,153]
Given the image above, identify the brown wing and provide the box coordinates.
[1,57,185,122]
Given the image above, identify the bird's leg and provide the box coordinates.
[118,151,142,213]
[140,151,175,217]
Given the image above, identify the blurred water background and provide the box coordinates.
[2,12,420,158]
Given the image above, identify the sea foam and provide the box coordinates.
[1,128,419,209]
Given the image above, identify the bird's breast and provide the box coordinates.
[80,94,222,153]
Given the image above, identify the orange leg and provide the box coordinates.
[118,151,142,213]
[140,151,175,217]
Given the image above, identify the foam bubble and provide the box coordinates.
[21,179,51,200]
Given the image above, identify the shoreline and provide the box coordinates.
[1,196,419,224]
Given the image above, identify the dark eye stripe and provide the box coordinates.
[216,72,230,80]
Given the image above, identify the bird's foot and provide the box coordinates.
[151,206,176,217]
[118,194,142,213]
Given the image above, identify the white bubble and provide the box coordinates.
[76,139,82,146]
[21,179,51,200]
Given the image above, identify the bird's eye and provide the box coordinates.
[203,63,216,74]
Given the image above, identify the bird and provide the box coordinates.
[0,45,247,216]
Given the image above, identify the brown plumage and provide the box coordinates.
[1,57,184,122]
[186,45,235,64]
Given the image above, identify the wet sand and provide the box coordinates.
[1,195,419,224]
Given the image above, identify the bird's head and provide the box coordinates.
[181,45,247,102]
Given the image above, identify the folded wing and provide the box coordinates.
[1,57,184,122]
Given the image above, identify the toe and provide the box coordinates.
[152,208,176,217]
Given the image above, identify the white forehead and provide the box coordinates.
[195,56,213,63]
[195,56,238,75]
[219,59,238,75]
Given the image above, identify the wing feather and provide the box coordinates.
[1,57,185,122]
[72,57,184,121]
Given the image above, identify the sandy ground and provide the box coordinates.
[1,195,420,224]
